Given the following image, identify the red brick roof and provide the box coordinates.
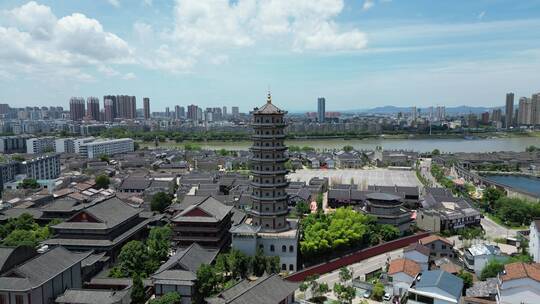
[419,235,452,246]
[388,258,421,277]
[501,262,540,282]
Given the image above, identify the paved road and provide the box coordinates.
[481,216,518,239]
[317,248,404,290]
[419,158,440,188]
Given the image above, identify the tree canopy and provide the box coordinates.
[95,174,110,189]
[151,192,173,213]
[149,292,181,304]
[21,178,39,189]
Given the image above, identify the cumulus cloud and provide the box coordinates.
[146,0,368,72]
[362,0,375,11]
[0,1,132,80]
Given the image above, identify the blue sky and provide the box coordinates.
[1,0,540,112]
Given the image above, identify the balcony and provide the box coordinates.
[250,181,289,188]
[250,146,288,151]
[251,169,289,175]
[251,122,287,127]
[251,194,288,201]
[251,134,286,139]
[250,209,289,217]
[250,157,288,162]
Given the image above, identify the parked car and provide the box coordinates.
[363,290,372,298]
[383,292,392,301]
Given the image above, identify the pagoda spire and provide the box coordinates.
[266,90,272,104]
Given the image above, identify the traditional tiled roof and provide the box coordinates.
[388,258,421,277]
[56,288,130,304]
[53,196,140,230]
[0,247,90,291]
[172,196,232,223]
[205,274,299,304]
[500,262,540,282]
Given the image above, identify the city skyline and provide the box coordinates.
[1,1,540,110]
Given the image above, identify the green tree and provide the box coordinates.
[146,226,172,272]
[526,145,538,152]
[99,154,110,162]
[2,229,37,247]
[151,192,173,213]
[148,292,181,304]
[432,149,441,155]
[130,274,146,304]
[343,145,354,152]
[12,154,25,162]
[376,224,401,242]
[482,187,504,210]
[318,282,330,295]
[114,241,148,278]
[339,267,353,283]
[372,281,385,300]
[252,247,267,276]
[21,178,39,189]
[457,270,473,290]
[333,283,356,304]
[265,256,280,274]
[480,260,505,280]
[194,264,223,304]
[95,175,110,189]
[295,201,310,217]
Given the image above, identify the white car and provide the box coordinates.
[383,292,392,301]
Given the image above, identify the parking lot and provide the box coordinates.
[288,168,421,188]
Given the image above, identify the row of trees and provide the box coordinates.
[194,248,280,303]
[481,187,540,227]
[0,213,60,247]
[300,208,400,260]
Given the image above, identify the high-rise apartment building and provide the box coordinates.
[518,97,532,125]
[481,112,490,125]
[103,95,117,120]
[436,106,446,121]
[222,106,228,117]
[69,97,86,121]
[491,108,502,123]
[175,105,181,120]
[179,106,185,118]
[505,92,514,128]
[232,106,239,118]
[187,104,198,121]
[116,95,136,119]
[533,93,540,126]
[411,106,417,121]
[165,107,170,118]
[0,104,9,115]
[86,97,100,121]
[143,97,150,120]
[317,97,326,123]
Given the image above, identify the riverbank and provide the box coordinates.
[139,135,540,153]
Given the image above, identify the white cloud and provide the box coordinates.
[0,2,132,80]
[122,72,136,80]
[478,11,486,20]
[108,0,120,8]
[363,0,375,11]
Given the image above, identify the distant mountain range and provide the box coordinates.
[347,105,501,115]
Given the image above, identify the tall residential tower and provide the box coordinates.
[506,92,514,128]
[317,97,326,123]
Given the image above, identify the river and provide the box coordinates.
[483,175,540,197]
[152,136,540,153]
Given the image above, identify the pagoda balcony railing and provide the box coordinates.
[250,181,289,188]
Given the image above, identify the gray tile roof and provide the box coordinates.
[56,288,130,304]
[415,270,463,299]
[172,196,232,223]
[206,274,299,304]
[0,247,90,291]
[53,196,140,230]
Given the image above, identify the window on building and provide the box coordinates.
[289,245,294,252]
[15,295,23,304]
[270,245,275,252]
[289,264,294,271]
[259,244,264,250]
[282,245,286,252]
[282,264,286,270]
[0,295,6,304]
[442,245,446,250]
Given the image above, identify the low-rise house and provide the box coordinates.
[205,273,299,304]
[388,258,421,296]
[152,243,218,304]
[497,262,540,304]
[419,235,455,258]
[0,246,90,304]
[465,278,498,303]
[403,243,431,270]
[529,219,540,263]
[417,192,482,233]
[307,157,320,169]
[117,176,151,193]
[407,270,464,304]
[464,244,507,274]
[335,151,363,169]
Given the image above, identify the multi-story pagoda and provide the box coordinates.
[250,92,289,231]
[231,93,299,272]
